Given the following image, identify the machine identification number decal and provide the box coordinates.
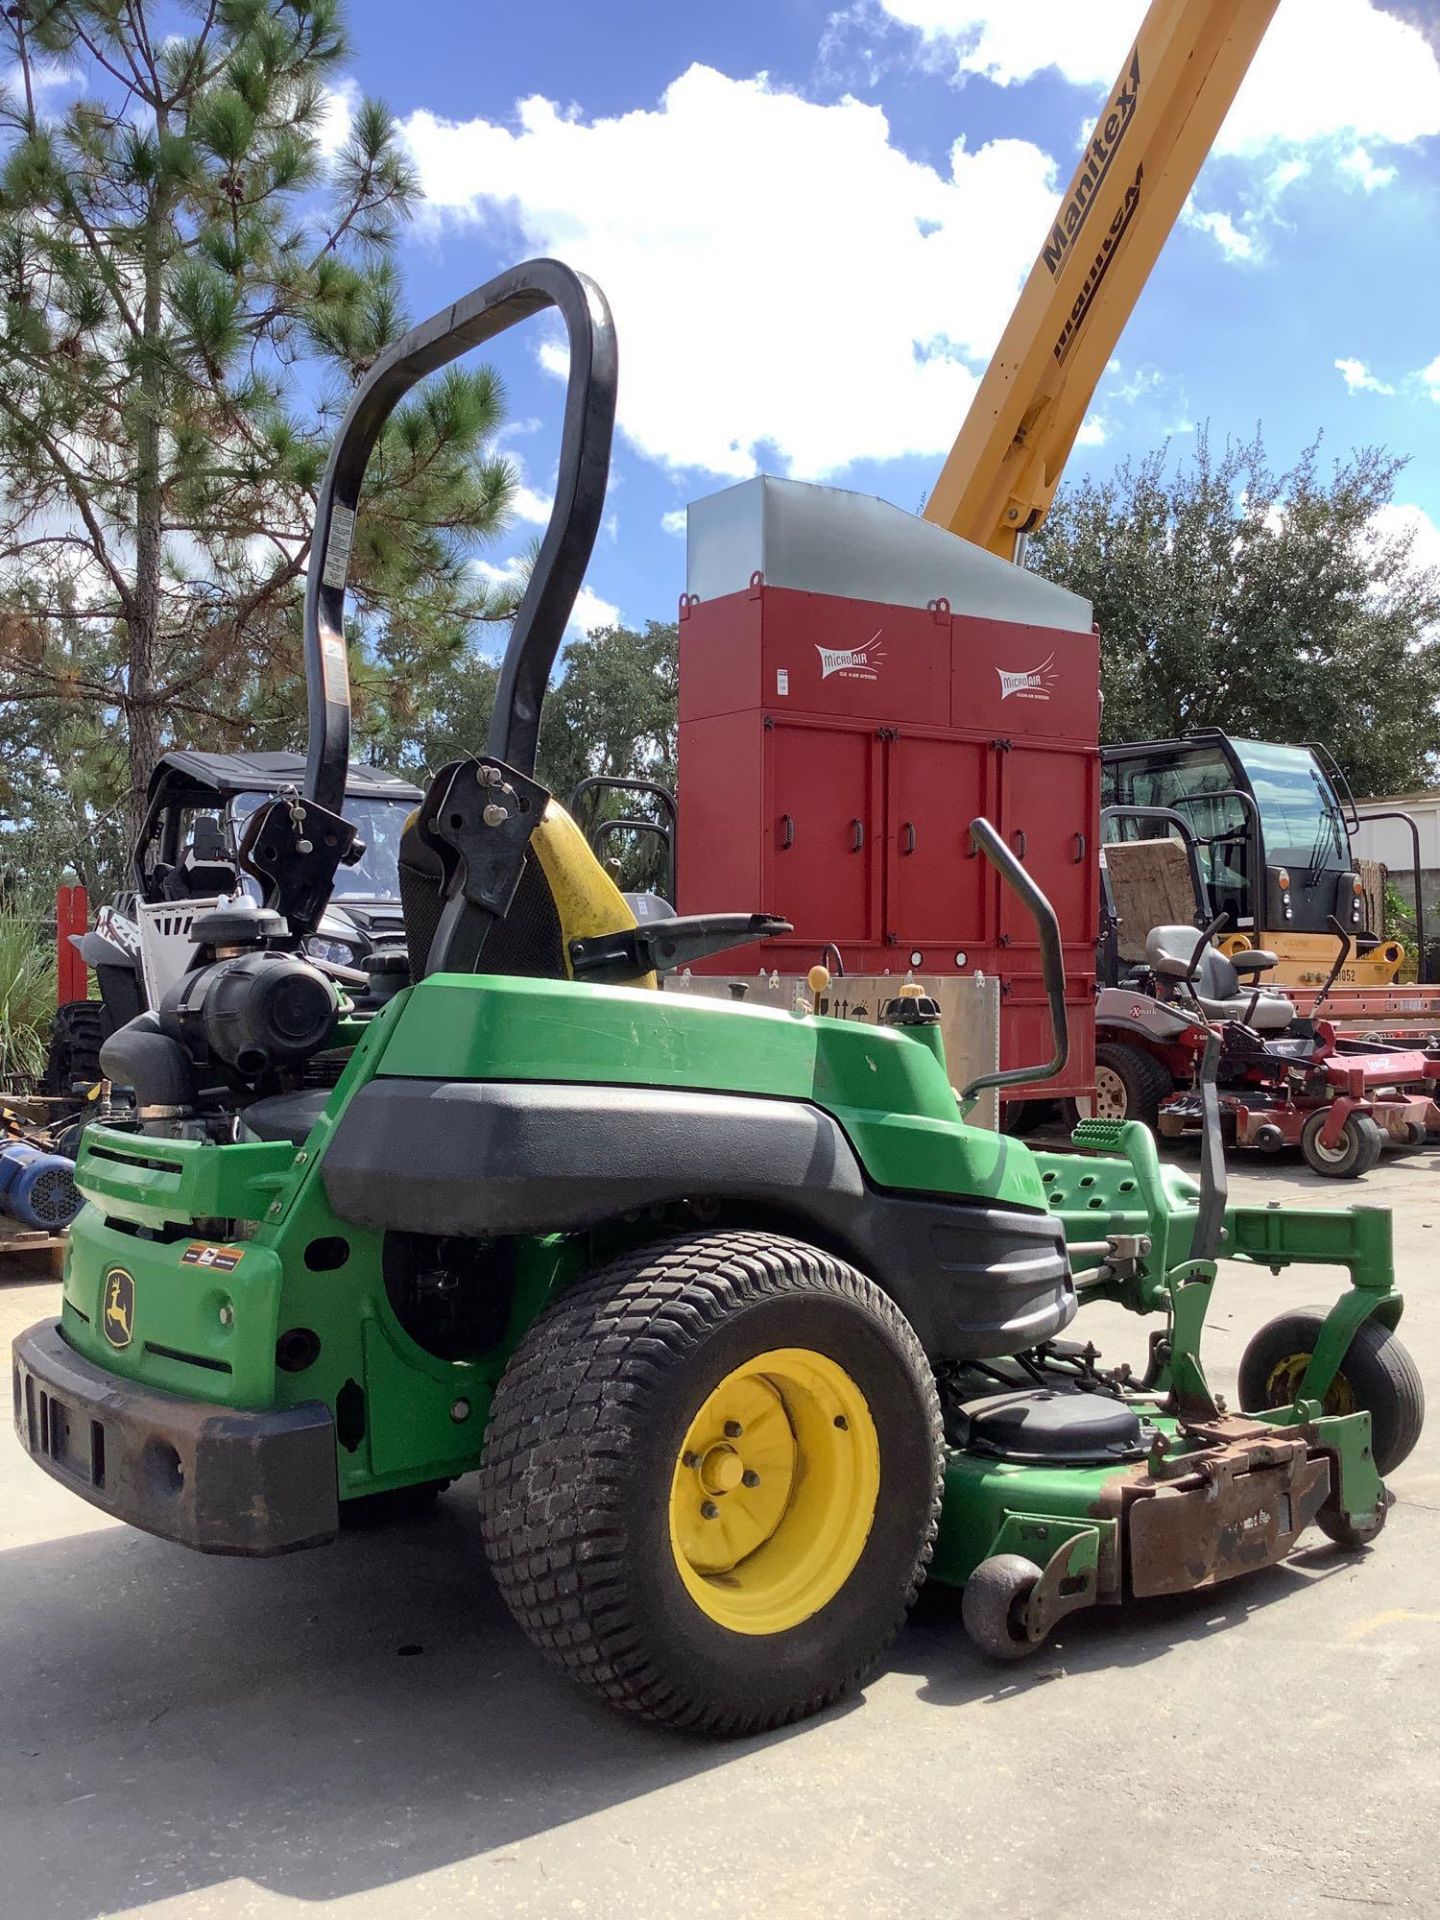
[816,632,886,681]
[182,1243,245,1272]
[996,654,1058,701]
[102,1267,135,1348]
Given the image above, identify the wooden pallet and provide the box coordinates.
[0,1215,67,1283]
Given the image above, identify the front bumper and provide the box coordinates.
[12,1319,337,1556]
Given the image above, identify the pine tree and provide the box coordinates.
[0,0,516,852]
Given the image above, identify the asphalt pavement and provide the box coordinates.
[2,1147,1436,1920]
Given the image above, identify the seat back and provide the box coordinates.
[1145,924,1242,999]
[398,765,646,984]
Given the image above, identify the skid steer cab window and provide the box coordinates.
[1103,746,1251,922]
[1230,738,1347,874]
[228,792,412,902]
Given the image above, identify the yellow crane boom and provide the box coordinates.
[925,0,1279,561]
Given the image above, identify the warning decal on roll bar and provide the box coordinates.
[321,504,355,589]
[319,627,349,705]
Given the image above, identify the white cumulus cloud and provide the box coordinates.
[399,65,1058,481]
[1419,354,1440,403]
[875,0,1440,156]
[317,77,360,158]
[1335,356,1396,395]
[570,584,621,635]
[1371,502,1440,579]
[472,558,618,638]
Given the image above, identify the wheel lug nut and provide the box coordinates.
[682,1451,698,1468]
[701,1501,720,1519]
[724,1420,743,1438]
[742,1470,760,1488]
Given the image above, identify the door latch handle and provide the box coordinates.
[1012,829,1027,859]
[780,814,794,850]
[901,822,916,856]
[1073,832,1086,863]
[851,819,865,853]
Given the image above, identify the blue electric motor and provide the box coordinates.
[0,1140,82,1231]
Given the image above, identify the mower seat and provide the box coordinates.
[1145,925,1294,1030]
[397,766,645,984]
[163,816,239,901]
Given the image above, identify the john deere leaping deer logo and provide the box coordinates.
[102,1268,135,1349]
[996,654,1059,701]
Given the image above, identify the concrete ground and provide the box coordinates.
[2,1150,1436,1920]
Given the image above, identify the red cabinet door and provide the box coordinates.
[764,722,879,944]
[998,746,1098,950]
[884,735,991,949]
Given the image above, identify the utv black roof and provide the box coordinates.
[149,750,423,804]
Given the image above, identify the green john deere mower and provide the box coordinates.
[12,263,1423,1735]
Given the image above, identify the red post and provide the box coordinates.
[55,883,89,1007]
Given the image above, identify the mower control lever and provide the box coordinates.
[1185,912,1230,989]
[570,913,792,984]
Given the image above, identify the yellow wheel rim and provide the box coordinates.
[668,1347,881,1636]
[1265,1351,1358,1417]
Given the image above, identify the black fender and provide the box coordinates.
[322,1079,1076,1362]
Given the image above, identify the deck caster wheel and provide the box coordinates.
[1300,1109,1383,1178]
[1316,1491,1391,1550]
[1238,1308,1424,1476]
[962,1554,1045,1661]
[479,1231,943,1736]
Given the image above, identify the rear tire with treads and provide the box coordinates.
[478,1230,943,1736]
[1094,1043,1172,1129]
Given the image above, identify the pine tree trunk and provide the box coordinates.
[126,131,169,846]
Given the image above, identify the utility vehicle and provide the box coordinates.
[12,264,1422,1735]
[47,750,419,1093]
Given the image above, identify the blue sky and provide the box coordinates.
[328,0,1440,638]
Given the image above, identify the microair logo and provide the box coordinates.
[997,655,1058,702]
[816,632,887,681]
[1042,46,1141,278]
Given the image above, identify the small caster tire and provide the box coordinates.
[962,1553,1044,1661]
[1316,1491,1390,1550]
[1238,1308,1424,1475]
[1300,1109,1383,1178]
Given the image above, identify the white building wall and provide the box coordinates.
[1352,793,1440,872]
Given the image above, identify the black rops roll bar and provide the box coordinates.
[959,817,1069,1104]
[303,259,618,814]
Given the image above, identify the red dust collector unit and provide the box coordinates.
[677,477,1099,1106]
